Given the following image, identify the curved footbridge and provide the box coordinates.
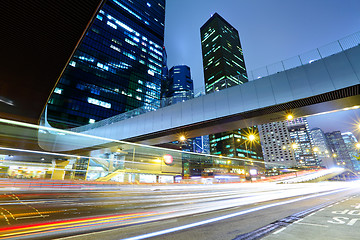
[39,44,360,152]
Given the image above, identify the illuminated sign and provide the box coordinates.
[250,169,258,176]
[163,154,173,165]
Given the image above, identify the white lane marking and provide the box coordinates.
[307,212,317,217]
[272,227,286,234]
[294,218,303,223]
[296,222,328,228]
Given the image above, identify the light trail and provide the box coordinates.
[121,188,349,240]
[0,211,168,239]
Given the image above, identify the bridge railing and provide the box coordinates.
[248,30,360,80]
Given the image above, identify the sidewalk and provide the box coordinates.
[263,193,360,240]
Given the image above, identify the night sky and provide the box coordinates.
[164,0,360,138]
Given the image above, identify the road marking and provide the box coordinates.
[296,222,328,228]
[272,227,286,234]
[307,212,317,217]
[294,218,303,223]
[1,212,10,225]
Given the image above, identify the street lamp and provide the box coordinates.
[248,134,256,141]
[179,135,186,142]
[286,114,294,121]
[291,143,298,149]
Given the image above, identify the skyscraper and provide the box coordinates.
[341,132,359,171]
[47,0,166,128]
[287,118,319,167]
[160,65,210,155]
[326,131,353,170]
[201,13,248,93]
[161,65,194,106]
[310,128,335,169]
[200,13,263,165]
[258,121,296,168]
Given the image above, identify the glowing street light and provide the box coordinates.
[291,143,298,149]
[333,153,337,158]
[248,134,256,141]
[286,114,294,120]
[313,147,319,152]
[179,135,186,141]
[356,143,360,149]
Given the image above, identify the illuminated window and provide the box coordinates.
[87,97,111,109]
[54,88,62,94]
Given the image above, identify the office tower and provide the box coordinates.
[201,13,248,93]
[326,131,353,170]
[258,121,296,168]
[287,118,319,167]
[310,128,335,169]
[160,65,209,154]
[161,65,194,106]
[200,13,263,166]
[47,0,166,128]
[341,132,359,171]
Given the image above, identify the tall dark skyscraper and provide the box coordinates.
[47,0,166,128]
[161,65,194,105]
[200,13,248,93]
[200,13,263,166]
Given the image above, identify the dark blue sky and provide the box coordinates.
[164,0,360,137]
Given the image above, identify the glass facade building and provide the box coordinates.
[200,13,248,93]
[341,132,359,171]
[161,65,194,106]
[325,131,354,170]
[200,13,263,169]
[287,118,319,167]
[47,0,166,128]
[310,127,335,169]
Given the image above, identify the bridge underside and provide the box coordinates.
[127,85,360,145]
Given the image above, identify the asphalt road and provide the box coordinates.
[0,181,358,239]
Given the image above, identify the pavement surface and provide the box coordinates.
[263,192,360,240]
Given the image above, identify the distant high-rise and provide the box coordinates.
[310,128,335,169]
[161,65,194,106]
[200,12,248,93]
[200,13,263,167]
[259,121,296,168]
[160,65,210,156]
[325,131,353,170]
[287,118,319,167]
[47,0,166,128]
[341,132,359,171]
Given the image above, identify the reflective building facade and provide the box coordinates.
[341,132,359,171]
[310,127,335,169]
[325,131,354,170]
[161,65,194,106]
[287,118,319,167]
[200,13,263,168]
[200,13,248,93]
[47,0,166,128]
